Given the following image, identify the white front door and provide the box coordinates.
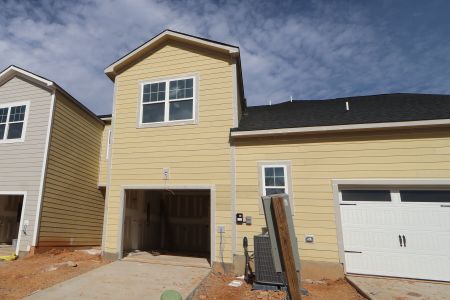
[339,188,450,281]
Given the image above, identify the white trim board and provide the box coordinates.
[0,66,54,88]
[117,184,216,266]
[231,119,450,138]
[32,92,56,246]
[0,191,27,255]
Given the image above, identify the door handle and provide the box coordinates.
[399,235,403,247]
[402,235,406,247]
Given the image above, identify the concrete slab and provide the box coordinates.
[26,260,210,300]
[347,275,450,300]
[123,251,210,269]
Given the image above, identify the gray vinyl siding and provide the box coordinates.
[0,76,52,252]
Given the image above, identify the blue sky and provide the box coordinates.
[1,0,450,115]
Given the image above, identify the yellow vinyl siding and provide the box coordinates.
[98,123,111,185]
[38,92,105,247]
[105,40,235,261]
[234,127,450,262]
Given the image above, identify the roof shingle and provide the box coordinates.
[233,93,450,132]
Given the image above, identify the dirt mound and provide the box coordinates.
[0,249,109,300]
[192,272,365,300]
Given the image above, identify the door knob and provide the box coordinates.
[399,235,403,247]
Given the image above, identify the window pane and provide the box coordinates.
[265,177,274,186]
[0,124,5,139]
[142,103,164,123]
[169,100,193,121]
[400,190,450,203]
[274,176,285,186]
[265,168,274,177]
[0,107,8,123]
[9,105,26,122]
[169,78,193,100]
[266,188,286,195]
[145,82,165,102]
[274,167,284,176]
[341,190,391,202]
[7,122,24,139]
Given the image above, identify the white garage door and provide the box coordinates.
[339,188,450,281]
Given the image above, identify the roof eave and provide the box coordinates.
[0,65,55,90]
[104,30,240,81]
[231,118,450,139]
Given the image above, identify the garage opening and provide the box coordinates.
[121,189,211,267]
[0,195,23,255]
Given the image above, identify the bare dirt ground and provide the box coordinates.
[192,272,366,300]
[0,249,109,300]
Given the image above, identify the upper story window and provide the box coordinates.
[0,102,29,143]
[140,76,196,126]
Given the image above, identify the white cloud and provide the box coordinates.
[1,0,450,114]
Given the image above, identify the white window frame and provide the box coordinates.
[138,75,198,128]
[0,101,30,144]
[262,165,288,196]
[257,161,294,214]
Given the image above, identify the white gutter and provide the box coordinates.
[230,118,450,138]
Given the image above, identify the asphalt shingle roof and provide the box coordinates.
[232,93,450,132]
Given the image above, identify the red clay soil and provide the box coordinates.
[192,272,366,300]
[0,249,109,300]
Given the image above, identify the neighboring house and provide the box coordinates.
[0,66,105,256]
[100,30,450,282]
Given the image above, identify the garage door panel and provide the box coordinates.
[397,207,450,230]
[345,251,450,281]
[400,230,450,256]
[343,229,402,253]
[341,205,399,228]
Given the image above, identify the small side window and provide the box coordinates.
[341,190,391,202]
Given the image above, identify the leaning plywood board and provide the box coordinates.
[261,194,300,272]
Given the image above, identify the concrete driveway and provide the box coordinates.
[26,260,210,300]
[347,275,450,300]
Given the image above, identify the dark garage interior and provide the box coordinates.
[122,189,210,260]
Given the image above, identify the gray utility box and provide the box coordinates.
[254,233,286,286]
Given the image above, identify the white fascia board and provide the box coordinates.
[0,66,54,88]
[104,30,239,75]
[231,118,450,138]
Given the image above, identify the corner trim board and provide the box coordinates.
[32,91,56,246]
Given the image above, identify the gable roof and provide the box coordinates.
[104,29,240,81]
[0,65,102,123]
[231,93,450,136]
